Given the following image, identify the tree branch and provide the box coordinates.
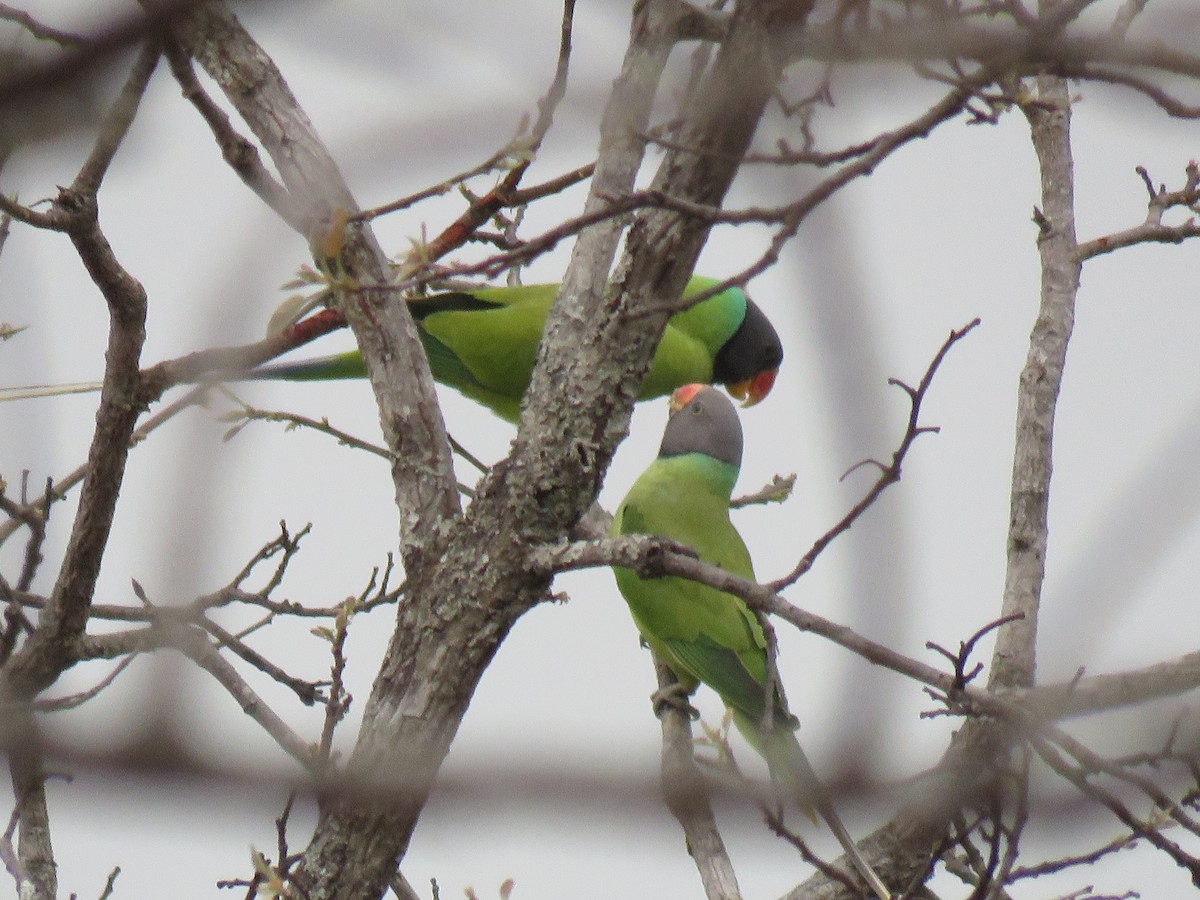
[6,710,55,900]
[1077,161,1200,260]
[991,75,1080,690]
[1,49,156,705]
[75,625,316,768]
[654,657,743,900]
[161,37,305,231]
[289,1,817,895]
[168,2,461,562]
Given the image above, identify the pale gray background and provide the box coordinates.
[2,1,1199,897]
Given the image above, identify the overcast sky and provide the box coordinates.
[3,2,1200,898]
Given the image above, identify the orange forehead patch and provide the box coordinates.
[669,383,706,412]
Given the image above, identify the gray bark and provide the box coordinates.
[993,75,1079,690]
[287,1,813,897]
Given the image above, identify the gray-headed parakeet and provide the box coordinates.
[611,384,890,900]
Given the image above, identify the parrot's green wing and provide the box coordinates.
[663,632,775,725]
[413,332,483,395]
[412,285,556,420]
[243,285,557,421]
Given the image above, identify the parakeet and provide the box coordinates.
[611,384,891,900]
[250,276,782,421]
[0,278,783,420]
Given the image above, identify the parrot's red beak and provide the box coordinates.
[669,383,705,414]
[727,368,777,408]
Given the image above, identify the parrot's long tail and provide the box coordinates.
[0,350,369,403]
[764,727,893,900]
[241,352,365,382]
[0,381,102,402]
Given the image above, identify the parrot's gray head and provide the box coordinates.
[658,384,743,469]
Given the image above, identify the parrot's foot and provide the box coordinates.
[651,684,700,720]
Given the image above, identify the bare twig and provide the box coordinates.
[1077,162,1200,260]
[730,473,796,509]
[1007,829,1141,881]
[224,521,311,598]
[505,162,595,206]
[0,478,53,592]
[770,318,980,592]
[32,655,137,712]
[200,617,325,706]
[357,148,518,223]
[74,42,159,195]
[316,600,355,765]
[220,401,392,460]
[162,39,305,231]
[1045,721,1200,838]
[219,399,482,498]
[397,0,577,276]
[96,865,122,900]
[0,4,86,46]
[1027,732,1200,881]
[1059,63,1200,119]
[925,615,1025,698]
[765,807,869,897]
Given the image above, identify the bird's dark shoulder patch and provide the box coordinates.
[407,292,502,320]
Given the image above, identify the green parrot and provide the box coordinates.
[611,384,891,900]
[249,276,782,421]
[0,277,783,419]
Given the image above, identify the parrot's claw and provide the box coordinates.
[651,684,700,721]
